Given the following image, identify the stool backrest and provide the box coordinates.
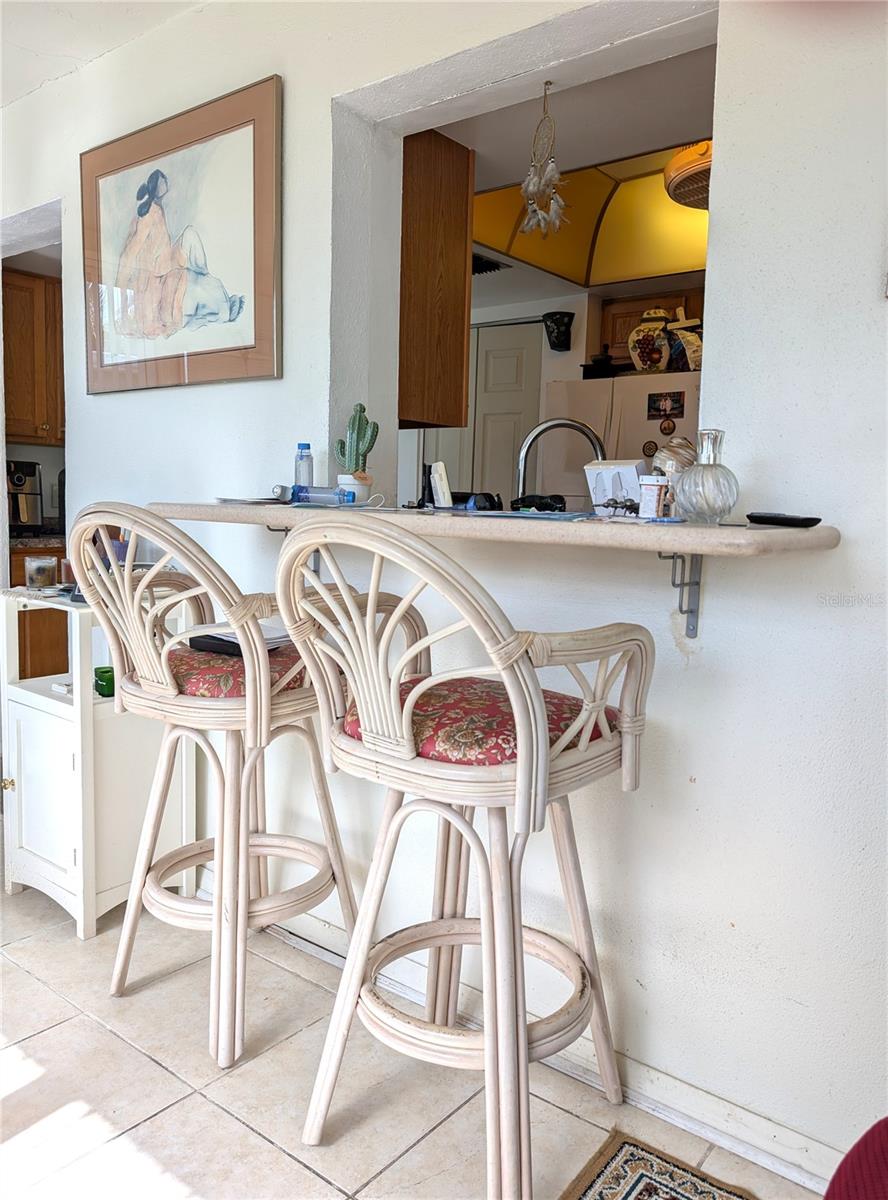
[69,502,279,744]
[276,513,552,832]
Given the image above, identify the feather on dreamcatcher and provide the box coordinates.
[519,81,567,237]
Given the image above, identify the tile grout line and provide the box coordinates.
[0,916,73,950]
[34,1091,199,1189]
[79,1010,201,1092]
[1,1010,81,1050]
[199,1090,356,1199]
[697,1143,715,1170]
[352,1085,485,1196]
[525,1086,622,1137]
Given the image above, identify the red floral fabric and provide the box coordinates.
[166,644,306,699]
[342,675,617,766]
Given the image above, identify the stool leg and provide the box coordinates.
[110,725,178,997]
[248,751,267,899]
[301,719,357,934]
[549,796,622,1104]
[426,810,465,1024]
[212,730,245,1069]
[302,787,404,1146]
[426,808,474,1026]
[235,737,255,1062]
[446,810,474,1026]
[488,807,529,1199]
[511,833,532,1200]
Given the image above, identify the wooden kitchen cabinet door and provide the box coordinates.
[3,270,48,441]
[10,547,69,679]
[593,287,705,364]
[399,130,474,428]
[43,277,65,444]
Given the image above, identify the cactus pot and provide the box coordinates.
[337,473,372,503]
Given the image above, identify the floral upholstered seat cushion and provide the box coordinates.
[342,675,617,766]
[166,644,306,699]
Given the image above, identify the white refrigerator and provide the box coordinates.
[539,372,701,508]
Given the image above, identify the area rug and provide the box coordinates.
[559,1131,758,1200]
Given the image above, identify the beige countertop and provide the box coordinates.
[148,502,841,558]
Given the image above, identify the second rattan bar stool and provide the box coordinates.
[276,512,654,1200]
[70,502,358,1069]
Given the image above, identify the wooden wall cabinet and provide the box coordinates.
[399,130,474,428]
[592,287,705,365]
[3,269,65,445]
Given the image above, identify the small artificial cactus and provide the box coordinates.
[335,403,378,475]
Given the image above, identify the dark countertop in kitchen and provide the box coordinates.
[10,534,66,550]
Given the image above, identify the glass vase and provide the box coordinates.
[674,429,739,523]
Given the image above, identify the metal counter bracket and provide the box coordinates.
[658,552,703,638]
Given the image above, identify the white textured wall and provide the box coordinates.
[0,0,579,580]
[3,0,886,1185]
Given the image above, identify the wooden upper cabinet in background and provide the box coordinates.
[3,269,65,446]
[399,130,474,428]
[592,287,705,365]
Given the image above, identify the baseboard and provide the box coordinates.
[197,875,836,1194]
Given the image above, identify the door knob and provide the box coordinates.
[1,778,15,791]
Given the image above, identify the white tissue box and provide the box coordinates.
[584,460,645,515]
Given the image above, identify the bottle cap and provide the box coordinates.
[297,442,311,450]
[343,490,356,503]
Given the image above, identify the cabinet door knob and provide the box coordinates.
[1,778,15,791]
[39,423,50,431]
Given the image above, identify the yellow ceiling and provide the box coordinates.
[473,145,708,287]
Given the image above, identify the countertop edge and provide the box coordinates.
[148,502,841,558]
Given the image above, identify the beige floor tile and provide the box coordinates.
[1,957,77,1047]
[205,1008,480,1194]
[362,1089,611,1199]
[0,886,71,947]
[0,1012,189,1189]
[248,929,345,994]
[27,1092,343,1200]
[528,1061,712,1165]
[3,904,209,1009]
[703,1146,823,1199]
[84,949,335,1088]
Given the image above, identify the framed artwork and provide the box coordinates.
[81,76,281,394]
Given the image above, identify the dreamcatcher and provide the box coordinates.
[520,81,566,237]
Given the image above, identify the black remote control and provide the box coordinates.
[746,513,822,528]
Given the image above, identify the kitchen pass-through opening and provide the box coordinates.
[402,49,714,511]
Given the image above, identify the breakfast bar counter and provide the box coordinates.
[149,502,841,558]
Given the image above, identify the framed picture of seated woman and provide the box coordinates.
[81,75,281,393]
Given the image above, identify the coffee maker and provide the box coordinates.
[7,460,44,536]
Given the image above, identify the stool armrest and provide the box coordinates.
[523,622,653,669]
[524,622,655,792]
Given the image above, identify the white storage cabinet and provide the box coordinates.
[1,591,195,938]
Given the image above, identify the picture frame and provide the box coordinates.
[646,390,685,420]
[80,75,281,394]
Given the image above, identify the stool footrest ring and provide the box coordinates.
[142,834,335,932]
[357,917,591,1070]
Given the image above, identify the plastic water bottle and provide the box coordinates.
[292,485,356,506]
[294,443,314,488]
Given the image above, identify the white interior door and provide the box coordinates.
[423,328,478,492]
[472,322,542,501]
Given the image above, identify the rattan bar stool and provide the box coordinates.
[69,502,358,1069]
[276,513,654,1200]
